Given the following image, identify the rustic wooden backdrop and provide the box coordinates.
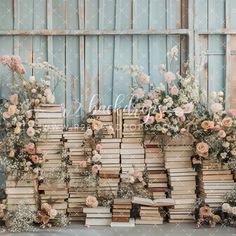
[0,0,236,125]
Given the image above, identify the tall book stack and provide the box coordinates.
[63,128,90,222]
[35,104,68,215]
[5,173,38,213]
[98,138,121,197]
[199,166,236,208]
[83,207,112,226]
[120,110,145,174]
[144,142,168,199]
[164,140,196,223]
[111,199,132,225]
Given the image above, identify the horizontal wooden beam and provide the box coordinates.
[198,30,236,35]
[0,29,189,36]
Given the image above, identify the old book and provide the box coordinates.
[132,197,175,207]
[83,207,111,214]
[110,218,135,227]
[85,218,111,225]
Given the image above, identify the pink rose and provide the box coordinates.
[174,107,184,117]
[134,88,145,99]
[41,203,52,212]
[91,164,101,174]
[27,127,35,137]
[31,155,39,164]
[143,115,155,125]
[79,161,87,168]
[26,110,33,118]
[96,144,102,151]
[221,117,232,127]
[8,94,19,105]
[159,64,166,73]
[182,102,194,113]
[138,73,150,85]
[170,85,179,95]
[0,55,11,65]
[86,196,98,208]
[25,143,36,154]
[218,130,226,138]
[3,112,11,119]
[228,109,236,117]
[165,72,176,84]
[147,92,154,99]
[180,128,187,134]
[212,125,221,131]
[196,142,209,158]
[180,115,186,122]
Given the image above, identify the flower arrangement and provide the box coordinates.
[36,203,58,228]
[118,46,200,137]
[0,55,65,174]
[192,92,236,169]
[221,188,236,227]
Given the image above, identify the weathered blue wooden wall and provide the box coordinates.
[0,0,236,125]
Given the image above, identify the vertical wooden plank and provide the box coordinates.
[66,36,80,126]
[51,0,66,29]
[229,35,236,108]
[17,0,34,77]
[229,0,236,30]
[98,0,116,107]
[149,0,167,84]
[113,0,132,107]
[33,0,47,80]
[208,0,225,30]
[65,0,79,125]
[67,0,79,30]
[208,35,226,93]
[133,0,149,85]
[84,0,99,111]
[0,0,14,30]
[78,0,85,118]
[166,0,181,73]
[187,0,194,70]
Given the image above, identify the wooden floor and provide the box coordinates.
[1,223,235,236]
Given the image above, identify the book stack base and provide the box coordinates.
[136,206,163,225]
[199,165,236,209]
[111,199,132,225]
[165,141,196,223]
[83,207,112,226]
[5,173,38,213]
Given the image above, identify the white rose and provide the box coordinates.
[92,153,101,162]
[231,207,236,215]
[222,203,231,213]
[222,142,230,148]
[49,209,58,218]
[29,76,35,83]
[218,91,224,97]
[210,103,223,113]
[47,94,55,104]
[209,91,217,99]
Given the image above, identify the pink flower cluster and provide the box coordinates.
[0,55,25,74]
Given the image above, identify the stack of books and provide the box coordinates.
[63,128,89,222]
[98,138,121,197]
[5,173,38,212]
[111,199,132,225]
[120,110,145,173]
[164,145,196,223]
[145,143,168,198]
[92,110,114,139]
[83,207,112,225]
[136,206,163,225]
[132,197,175,225]
[199,168,236,208]
[35,104,68,215]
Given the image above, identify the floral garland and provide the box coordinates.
[0,55,64,174]
[118,46,200,137]
[122,46,236,169]
[191,92,236,169]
